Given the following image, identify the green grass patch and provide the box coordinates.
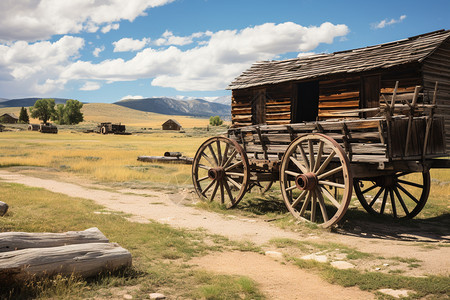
[0,182,264,299]
[288,256,449,299]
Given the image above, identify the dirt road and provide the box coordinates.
[1,169,448,299]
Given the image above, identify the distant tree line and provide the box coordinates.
[29,99,84,125]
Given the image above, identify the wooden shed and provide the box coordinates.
[162,119,182,131]
[228,29,450,151]
[0,113,18,124]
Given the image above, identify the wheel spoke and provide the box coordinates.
[297,142,310,172]
[316,188,329,222]
[225,160,243,172]
[318,180,345,189]
[313,141,324,172]
[208,144,219,166]
[389,188,397,218]
[226,172,245,177]
[380,189,389,214]
[221,143,230,167]
[201,152,215,167]
[216,140,222,166]
[223,149,237,168]
[227,177,242,190]
[291,190,308,208]
[320,186,340,208]
[395,172,411,178]
[285,170,301,177]
[286,184,297,192]
[219,180,224,204]
[310,190,317,222]
[396,183,420,204]
[397,179,423,189]
[308,140,315,173]
[201,179,216,196]
[198,164,212,171]
[223,179,235,205]
[315,150,336,176]
[290,156,308,174]
[298,191,311,216]
[369,186,384,207]
[209,181,219,202]
[197,175,209,182]
[393,186,410,216]
[317,165,343,180]
[361,183,378,194]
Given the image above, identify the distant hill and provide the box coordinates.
[0,98,72,108]
[115,97,231,117]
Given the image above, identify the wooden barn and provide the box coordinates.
[162,119,182,131]
[0,113,18,124]
[228,29,450,151]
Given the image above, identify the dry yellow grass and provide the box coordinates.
[0,103,219,128]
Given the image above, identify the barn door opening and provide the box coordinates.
[361,75,380,118]
[292,81,319,123]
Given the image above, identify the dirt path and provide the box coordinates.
[1,169,449,299]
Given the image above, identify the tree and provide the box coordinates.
[52,100,84,125]
[209,116,223,126]
[18,107,29,123]
[30,99,56,124]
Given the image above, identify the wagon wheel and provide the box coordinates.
[353,170,430,219]
[192,136,250,208]
[280,133,353,228]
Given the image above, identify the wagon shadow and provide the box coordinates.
[336,210,450,243]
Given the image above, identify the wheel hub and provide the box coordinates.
[295,172,318,191]
[376,176,396,188]
[208,167,225,180]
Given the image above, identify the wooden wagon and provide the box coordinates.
[191,30,450,227]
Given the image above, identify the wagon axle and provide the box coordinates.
[295,173,318,191]
[208,167,225,181]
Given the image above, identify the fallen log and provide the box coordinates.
[0,201,7,216]
[0,242,132,282]
[137,155,193,164]
[0,227,108,252]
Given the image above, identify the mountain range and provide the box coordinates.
[0,96,231,117]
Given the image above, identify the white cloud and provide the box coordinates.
[120,95,144,100]
[61,22,349,91]
[372,15,406,29]
[0,0,175,42]
[80,81,101,91]
[93,46,105,57]
[101,23,120,34]
[154,30,212,46]
[113,38,150,52]
[0,36,84,97]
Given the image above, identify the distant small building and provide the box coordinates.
[162,119,182,131]
[0,113,18,124]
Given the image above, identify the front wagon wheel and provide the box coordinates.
[192,136,250,208]
[280,134,353,228]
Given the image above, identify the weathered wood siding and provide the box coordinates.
[423,38,450,153]
[318,76,360,120]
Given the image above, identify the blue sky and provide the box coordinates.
[0,0,449,103]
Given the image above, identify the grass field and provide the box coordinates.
[0,114,449,299]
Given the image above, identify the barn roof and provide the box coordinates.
[1,113,18,119]
[162,119,181,126]
[228,29,450,90]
